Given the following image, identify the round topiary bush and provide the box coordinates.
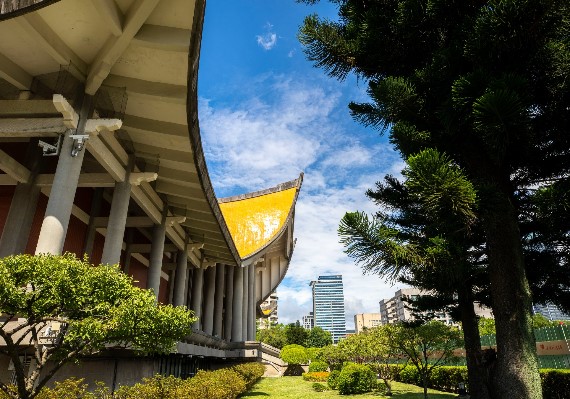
[327,369,341,390]
[337,363,377,395]
[309,361,329,372]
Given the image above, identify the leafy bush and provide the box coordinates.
[309,361,329,372]
[232,362,265,389]
[312,382,329,392]
[302,372,330,382]
[429,366,468,392]
[178,369,246,399]
[397,365,420,385]
[540,368,570,399]
[280,344,309,365]
[328,369,341,390]
[114,375,184,399]
[337,363,377,395]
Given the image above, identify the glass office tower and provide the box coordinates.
[311,275,346,343]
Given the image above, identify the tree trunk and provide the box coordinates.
[457,284,493,399]
[484,193,542,399]
[422,374,428,399]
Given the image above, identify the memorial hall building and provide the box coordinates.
[0,0,300,385]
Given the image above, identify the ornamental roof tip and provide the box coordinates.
[217,173,303,259]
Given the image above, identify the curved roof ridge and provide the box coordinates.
[218,173,303,204]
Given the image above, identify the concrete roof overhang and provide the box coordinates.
[0,0,241,266]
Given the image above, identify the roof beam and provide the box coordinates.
[134,143,193,164]
[0,149,30,182]
[0,118,65,136]
[90,0,124,36]
[0,52,32,90]
[16,14,87,77]
[0,100,58,117]
[156,180,204,200]
[123,114,189,139]
[105,75,186,103]
[86,135,127,182]
[132,24,190,52]
[94,216,153,228]
[85,0,161,94]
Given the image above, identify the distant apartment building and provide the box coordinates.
[311,275,346,343]
[258,292,279,330]
[533,303,570,321]
[354,313,382,334]
[379,288,493,325]
[302,311,314,330]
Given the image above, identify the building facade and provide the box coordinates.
[379,288,493,325]
[0,0,302,387]
[311,275,346,343]
[302,311,314,330]
[354,313,381,334]
[533,303,570,321]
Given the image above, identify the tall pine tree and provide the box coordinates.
[300,1,570,397]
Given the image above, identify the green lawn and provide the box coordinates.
[241,377,457,398]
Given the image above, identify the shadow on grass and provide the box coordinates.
[391,391,455,399]
[240,391,270,397]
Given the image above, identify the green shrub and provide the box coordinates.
[398,365,420,385]
[337,363,377,395]
[232,362,265,389]
[280,344,309,365]
[540,368,570,399]
[328,369,341,390]
[429,366,468,392]
[114,375,181,399]
[302,371,330,382]
[312,382,329,392]
[179,369,246,399]
[309,361,329,372]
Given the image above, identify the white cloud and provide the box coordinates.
[288,49,296,58]
[256,23,277,50]
[200,72,404,330]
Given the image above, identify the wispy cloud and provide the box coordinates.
[199,72,404,329]
[256,23,277,50]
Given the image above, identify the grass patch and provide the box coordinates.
[240,376,457,398]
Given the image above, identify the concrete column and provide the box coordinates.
[202,266,216,335]
[224,266,234,341]
[242,265,249,340]
[172,250,188,306]
[248,263,256,340]
[147,210,167,299]
[184,267,192,307]
[213,264,226,338]
[190,267,204,330]
[35,97,92,255]
[100,180,132,265]
[231,266,244,342]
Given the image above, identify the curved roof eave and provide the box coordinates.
[185,0,241,266]
[219,173,304,264]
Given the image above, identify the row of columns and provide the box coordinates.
[0,93,260,342]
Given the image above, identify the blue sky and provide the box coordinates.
[198,1,406,329]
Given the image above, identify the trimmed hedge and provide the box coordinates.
[1,362,265,399]
[337,363,377,395]
[309,361,329,372]
[390,364,570,399]
[540,369,570,399]
[302,371,330,382]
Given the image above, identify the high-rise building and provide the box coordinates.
[302,312,314,330]
[533,303,570,321]
[354,313,382,334]
[311,275,346,343]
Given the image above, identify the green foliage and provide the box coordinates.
[256,324,288,349]
[312,382,329,392]
[285,322,309,346]
[115,375,181,399]
[533,314,559,329]
[327,369,341,390]
[478,317,496,336]
[307,347,323,362]
[179,369,246,399]
[317,344,348,371]
[308,361,329,372]
[280,344,309,365]
[336,363,377,395]
[231,363,265,389]
[540,369,570,399]
[0,254,196,399]
[304,326,332,348]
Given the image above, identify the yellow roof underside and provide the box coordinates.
[219,187,297,258]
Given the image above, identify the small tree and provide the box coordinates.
[305,326,332,348]
[256,323,287,349]
[284,322,308,346]
[391,321,462,399]
[280,344,309,376]
[0,254,196,399]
